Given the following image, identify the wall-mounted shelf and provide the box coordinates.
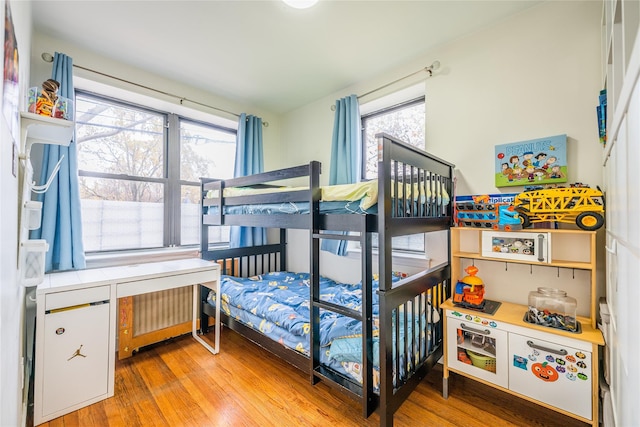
[20,111,73,158]
[18,111,74,287]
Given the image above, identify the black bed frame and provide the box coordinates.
[199,133,454,427]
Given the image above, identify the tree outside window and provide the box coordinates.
[75,92,235,252]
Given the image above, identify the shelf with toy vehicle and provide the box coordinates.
[455,185,605,231]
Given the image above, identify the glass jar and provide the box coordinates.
[527,287,578,332]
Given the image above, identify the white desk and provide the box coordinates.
[34,258,220,425]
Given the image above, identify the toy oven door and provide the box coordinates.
[447,315,508,389]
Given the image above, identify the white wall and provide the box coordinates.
[1,1,32,425]
[281,1,603,292]
[427,1,602,195]
[30,33,286,172]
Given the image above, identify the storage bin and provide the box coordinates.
[23,201,42,230]
[466,349,496,373]
[527,287,577,332]
[19,239,49,287]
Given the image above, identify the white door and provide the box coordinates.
[508,332,591,420]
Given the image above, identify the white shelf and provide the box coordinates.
[20,111,74,156]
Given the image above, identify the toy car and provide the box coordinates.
[513,187,605,230]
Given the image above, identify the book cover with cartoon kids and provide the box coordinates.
[495,134,567,187]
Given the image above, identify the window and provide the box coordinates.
[76,91,236,253]
[178,120,236,246]
[361,96,426,253]
[361,97,425,180]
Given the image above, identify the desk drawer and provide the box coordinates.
[117,270,215,298]
[45,285,111,311]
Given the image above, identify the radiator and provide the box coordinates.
[133,287,192,335]
[117,259,235,359]
[118,287,194,359]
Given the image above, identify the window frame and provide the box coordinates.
[75,89,237,256]
[359,94,427,255]
[177,116,237,248]
[360,95,426,181]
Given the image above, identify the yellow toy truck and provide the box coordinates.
[513,187,605,230]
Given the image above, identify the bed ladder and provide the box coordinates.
[309,213,377,419]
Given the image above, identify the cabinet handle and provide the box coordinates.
[537,234,545,262]
[460,323,491,335]
[526,340,567,356]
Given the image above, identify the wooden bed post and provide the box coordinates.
[360,216,376,418]
[309,161,321,385]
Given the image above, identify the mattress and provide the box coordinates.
[205,179,450,214]
[206,271,440,388]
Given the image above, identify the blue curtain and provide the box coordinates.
[321,94,361,256]
[229,113,266,247]
[31,52,86,271]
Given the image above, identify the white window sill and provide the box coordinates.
[85,246,200,269]
[346,246,432,270]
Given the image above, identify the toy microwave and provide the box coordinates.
[481,231,551,263]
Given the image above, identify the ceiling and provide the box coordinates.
[31,0,542,114]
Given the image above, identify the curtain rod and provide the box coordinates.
[331,60,440,111]
[41,52,268,127]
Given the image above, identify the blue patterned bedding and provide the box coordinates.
[205,200,449,217]
[205,180,450,217]
[206,271,440,388]
[207,200,376,216]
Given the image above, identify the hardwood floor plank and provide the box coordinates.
[33,329,589,426]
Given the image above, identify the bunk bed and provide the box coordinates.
[199,133,454,427]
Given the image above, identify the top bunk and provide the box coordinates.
[201,133,455,234]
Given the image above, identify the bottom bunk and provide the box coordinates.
[200,244,449,426]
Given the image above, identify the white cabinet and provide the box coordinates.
[34,285,114,425]
[444,304,600,424]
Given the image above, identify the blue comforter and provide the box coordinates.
[206,272,438,387]
[208,272,374,349]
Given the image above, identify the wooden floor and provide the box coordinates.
[36,328,589,427]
